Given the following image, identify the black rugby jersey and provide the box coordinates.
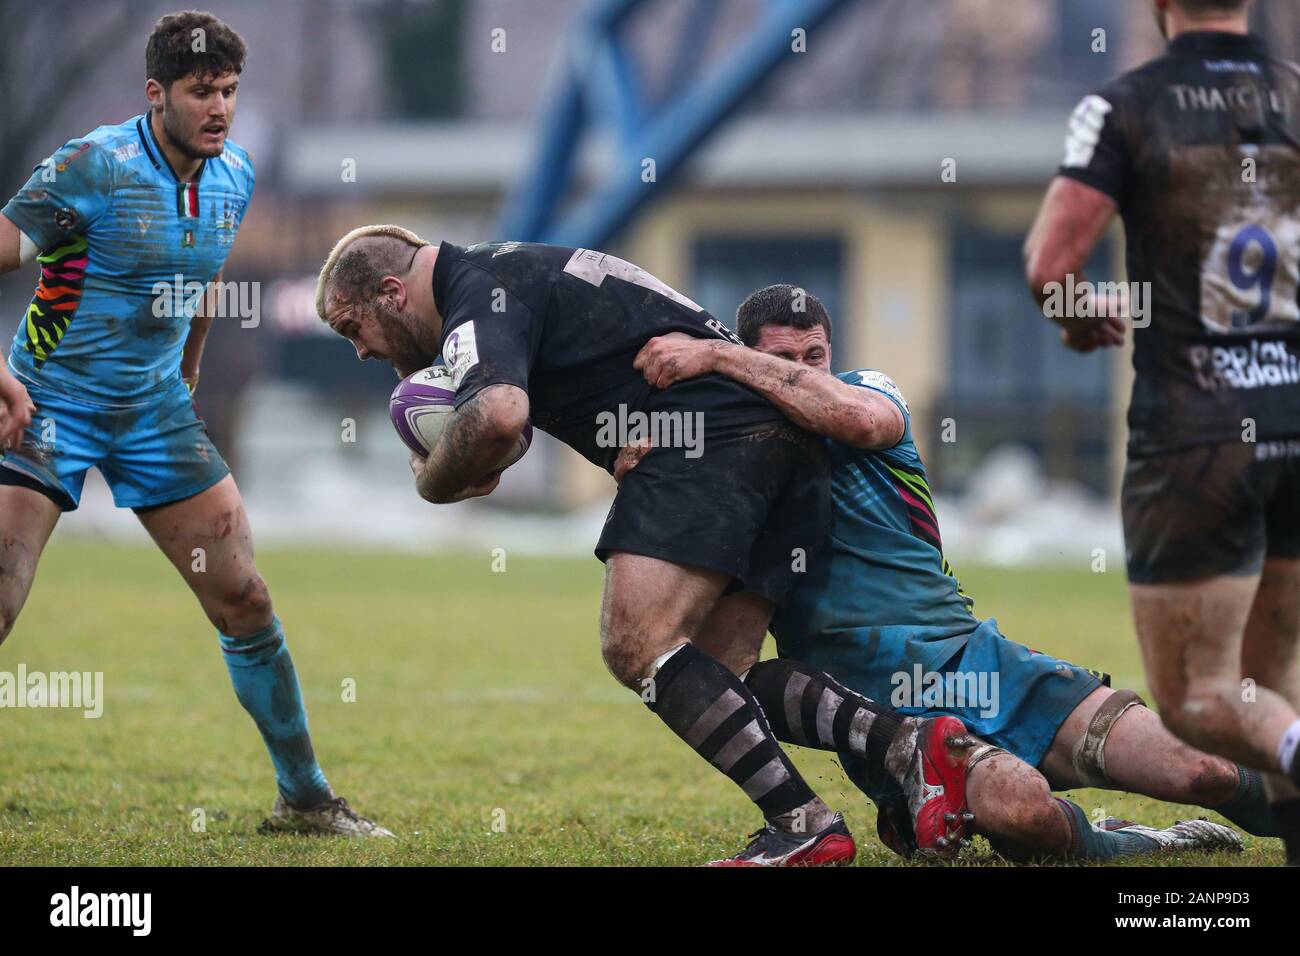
[1059,31,1300,455]
[430,241,786,471]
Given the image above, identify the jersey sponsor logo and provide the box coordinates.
[220,147,243,170]
[214,198,240,247]
[1203,59,1262,75]
[855,370,909,412]
[1256,439,1300,461]
[703,317,742,345]
[1188,339,1300,391]
[1170,83,1287,113]
[54,142,92,173]
[562,248,705,313]
[443,321,480,389]
[1062,94,1113,169]
[112,142,142,163]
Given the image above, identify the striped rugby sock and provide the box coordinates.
[743,658,918,796]
[647,643,832,832]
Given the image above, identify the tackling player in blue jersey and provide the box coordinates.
[628,284,1278,860]
[0,11,388,837]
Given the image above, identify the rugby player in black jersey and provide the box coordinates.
[1025,0,1300,864]
[315,227,976,865]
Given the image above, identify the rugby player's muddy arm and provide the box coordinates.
[416,383,529,503]
[0,215,36,443]
[710,344,903,450]
[1023,177,1118,331]
[181,269,221,393]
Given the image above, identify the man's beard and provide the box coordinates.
[380,304,435,374]
[161,103,223,160]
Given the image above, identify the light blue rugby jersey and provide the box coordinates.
[771,369,981,672]
[2,113,253,403]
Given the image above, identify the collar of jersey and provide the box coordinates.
[430,240,457,320]
[1170,31,1267,57]
[135,113,206,186]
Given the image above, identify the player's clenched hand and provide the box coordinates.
[411,449,501,502]
[447,470,502,502]
[634,333,724,389]
[613,438,653,485]
[1061,314,1125,353]
[0,372,35,449]
[408,450,427,481]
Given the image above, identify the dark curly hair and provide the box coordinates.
[146,10,246,86]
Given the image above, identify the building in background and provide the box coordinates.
[2,0,1285,548]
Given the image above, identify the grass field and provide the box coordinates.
[0,539,1282,866]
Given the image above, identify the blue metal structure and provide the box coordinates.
[496,0,858,248]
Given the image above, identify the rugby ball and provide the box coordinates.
[389,365,532,468]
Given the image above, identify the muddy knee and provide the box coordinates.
[210,575,274,635]
[1181,753,1240,806]
[970,751,1072,858]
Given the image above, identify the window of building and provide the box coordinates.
[936,225,1115,495]
[691,235,848,356]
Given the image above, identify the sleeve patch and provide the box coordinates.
[855,370,909,413]
[443,321,480,389]
[1062,95,1114,169]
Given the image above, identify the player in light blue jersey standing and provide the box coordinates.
[629,284,1278,861]
[0,11,388,837]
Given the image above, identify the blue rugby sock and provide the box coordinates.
[1214,765,1278,837]
[219,617,332,809]
[1056,798,1160,860]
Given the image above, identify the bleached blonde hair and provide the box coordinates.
[314,224,431,320]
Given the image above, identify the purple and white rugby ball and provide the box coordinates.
[389,365,532,468]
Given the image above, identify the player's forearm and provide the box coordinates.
[0,362,22,396]
[711,344,885,447]
[417,386,527,503]
[1024,178,1117,329]
[1026,246,1104,337]
[1025,227,1086,312]
[181,315,213,376]
[0,213,28,275]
